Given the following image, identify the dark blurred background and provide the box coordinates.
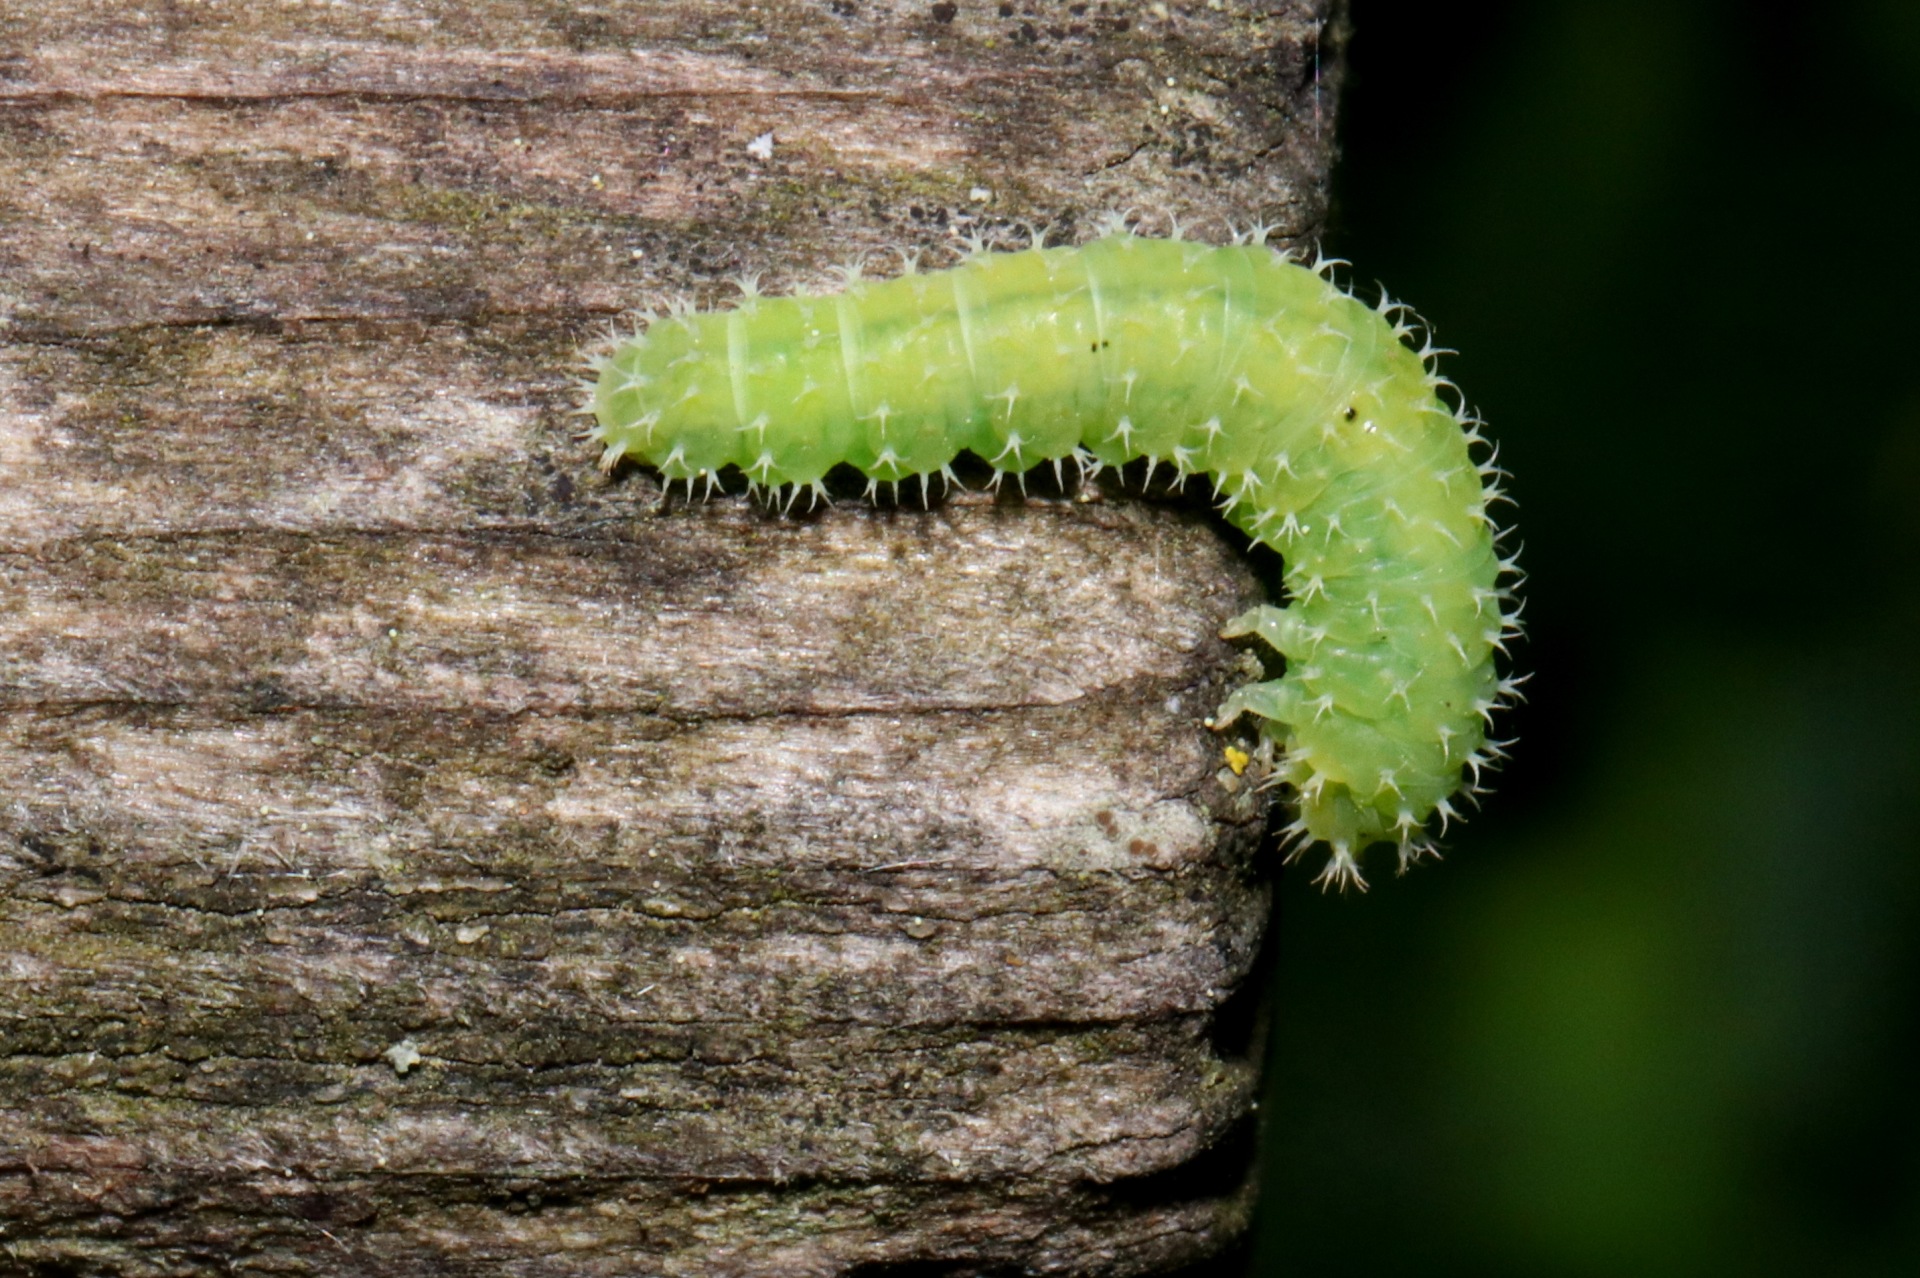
[1248,1,1920,1274]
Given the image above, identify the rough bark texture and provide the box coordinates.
[0,3,1343,1274]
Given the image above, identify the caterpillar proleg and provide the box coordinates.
[584,227,1522,889]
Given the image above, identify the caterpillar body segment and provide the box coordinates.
[588,232,1518,889]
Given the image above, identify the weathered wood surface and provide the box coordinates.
[0,2,1342,1274]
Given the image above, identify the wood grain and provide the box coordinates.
[0,2,1342,1273]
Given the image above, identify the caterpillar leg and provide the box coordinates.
[1213,603,1415,891]
[1219,603,1297,651]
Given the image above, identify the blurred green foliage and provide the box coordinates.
[1249,2,1920,1274]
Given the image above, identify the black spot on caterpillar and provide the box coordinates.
[584,225,1524,889]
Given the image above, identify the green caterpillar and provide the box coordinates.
[585,227,1522,889]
